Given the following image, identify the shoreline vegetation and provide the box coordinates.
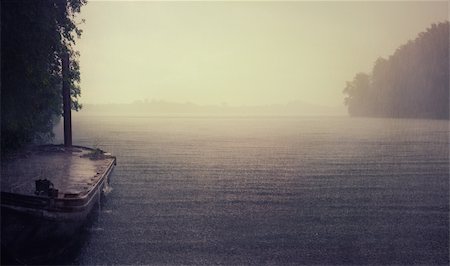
[1,0,85,153]
[343,22,449,120]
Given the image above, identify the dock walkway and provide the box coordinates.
[1,145,116,264]
[1,145,116,220]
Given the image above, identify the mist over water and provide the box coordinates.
[54,115,449,265]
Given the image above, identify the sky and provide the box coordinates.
[75,1,448,107]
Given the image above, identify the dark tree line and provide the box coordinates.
[344,22,449,119]
[1,0,86,153]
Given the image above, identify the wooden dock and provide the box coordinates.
[1,145,116,263]
[1,145,116,220]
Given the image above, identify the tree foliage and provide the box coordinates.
[1,0,86,153]
[343,22,449,119]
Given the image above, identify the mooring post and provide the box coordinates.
[62,53,72,147]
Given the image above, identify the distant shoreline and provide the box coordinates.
[76,101,346,117]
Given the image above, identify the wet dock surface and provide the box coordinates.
[1,146,115,198]
[1,145,116,264]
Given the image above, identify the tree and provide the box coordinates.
[343,73,371,116]
[343,21,449,119]
[1,0,86,153]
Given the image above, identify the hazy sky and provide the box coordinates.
[76,1,448,106]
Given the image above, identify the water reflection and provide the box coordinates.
[1,199,107,265]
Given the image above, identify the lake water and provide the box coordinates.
[54,116,449,265]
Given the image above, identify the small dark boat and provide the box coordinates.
[1,145,116,263]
